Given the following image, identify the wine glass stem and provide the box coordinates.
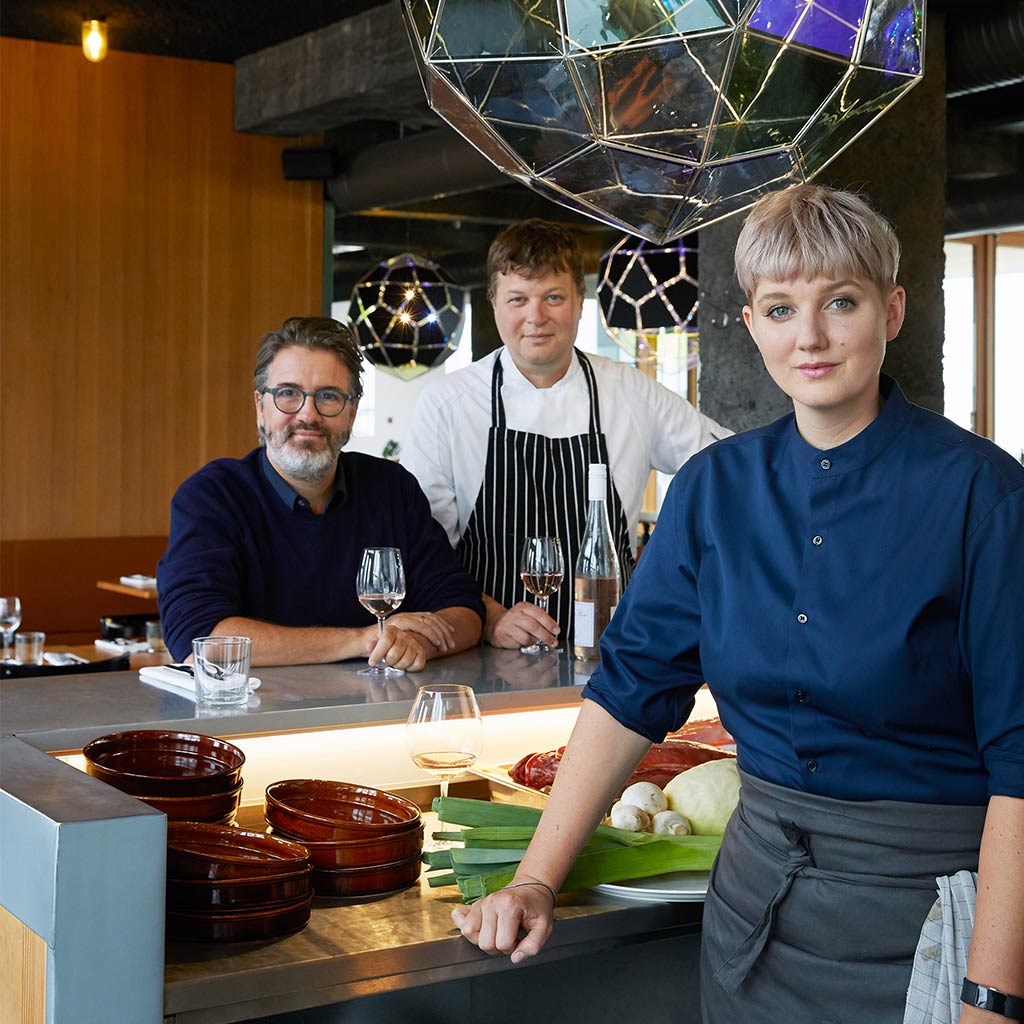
[538,596,548,614]
[439,777,450,800]
[1,633,10,660]
[377,615,385,638]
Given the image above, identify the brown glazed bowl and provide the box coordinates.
[167,823,310,881]
[267,822,424,870]
[265,780,421,841]
[83,730,245,797]
[310,853,422,898]
[136,779,243,822]
[166,893,313,942]
[166,868,312,912]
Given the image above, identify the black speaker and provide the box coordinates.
[281,146,340,181]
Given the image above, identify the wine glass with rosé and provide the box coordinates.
[406,684,483,801]
[356,547,406,677]
[518,536,564,654]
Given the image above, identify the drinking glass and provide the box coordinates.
[145,620,166,654]
[15,631,45,665]
[0,597,22,661]
[357,547,406,677]
[518,536,564,654]
[406,684,483,801]
[192,636,252,706]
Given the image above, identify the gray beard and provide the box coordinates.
[259,423,347,483]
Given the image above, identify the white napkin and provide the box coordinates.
[95,638,149,654]
[119,574,158,589]
[138,665,261,700]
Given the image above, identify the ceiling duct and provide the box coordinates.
[326,130,507,214]
[947,5,1024,96]
[946,175,1024,235]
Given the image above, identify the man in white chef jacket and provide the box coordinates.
[403,218,730,650]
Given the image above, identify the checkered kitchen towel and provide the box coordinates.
[903,870,978,1024]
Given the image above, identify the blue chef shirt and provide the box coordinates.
[583,378,1024,805]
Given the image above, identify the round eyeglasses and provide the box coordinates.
[260,385,356,417]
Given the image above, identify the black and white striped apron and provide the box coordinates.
[455,350,634,645]
[700,769,986,1024]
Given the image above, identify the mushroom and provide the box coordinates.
[620,781,669,816]
[609,801,652,832]
[652,810,692,836]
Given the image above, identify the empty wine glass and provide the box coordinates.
[406,683,483,802]
[518,536,564,655]
[0,597,22,662]
[356,547,406,677]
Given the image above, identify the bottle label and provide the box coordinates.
[574,601,595,648]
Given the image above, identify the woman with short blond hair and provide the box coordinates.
[453,185,1024,1023]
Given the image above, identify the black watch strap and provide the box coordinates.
[962,979,1024,1020]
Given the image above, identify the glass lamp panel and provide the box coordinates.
[859,0,923,74]
[791,0,864,60]
[563,0,727,51]
[795,64,918,176]
[473,57,594,134]
[485,120,594,174]
[406,0,441,55]
[709,37,848,158]
[432,0,564,58]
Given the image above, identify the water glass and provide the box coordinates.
[15,631,45,665]
[0,596,22,660]
[145,620,166,654]
[192,636,251,706]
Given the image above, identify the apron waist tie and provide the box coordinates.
[713,822,812,995]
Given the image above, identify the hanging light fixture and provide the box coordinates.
[598,234,700,372]
[349,252,467,381]
[403,0,925,242]
[82,19,108,63]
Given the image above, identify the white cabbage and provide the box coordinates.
[663,760,740,836]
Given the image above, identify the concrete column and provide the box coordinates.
[699,15,947,431]
[470,287,503,361]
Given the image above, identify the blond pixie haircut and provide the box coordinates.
[734,185,900,301]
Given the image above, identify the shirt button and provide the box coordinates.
[812,535,823,546]
[795,690,807,703]
[797,613,808,624]
[807,759,819,773]
[820,458,832,470]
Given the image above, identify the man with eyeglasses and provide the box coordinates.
[157,317,484,668]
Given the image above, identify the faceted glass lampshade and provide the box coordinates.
[403,0,925,242]
[349,252,467,381]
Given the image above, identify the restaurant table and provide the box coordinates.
[96,578,159,600]
[1,648,712,1024]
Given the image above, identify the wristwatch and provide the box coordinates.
[961,979,1024,1020]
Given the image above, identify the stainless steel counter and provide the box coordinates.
[0,648,705,1024]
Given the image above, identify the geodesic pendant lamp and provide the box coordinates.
[349,252,467,381]
[402,0,925,242]
[598,233,700,366]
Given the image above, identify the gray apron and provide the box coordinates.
[700,770,986,1024]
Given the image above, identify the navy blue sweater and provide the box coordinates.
[157,448,484,662]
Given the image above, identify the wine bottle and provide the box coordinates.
[573,463,620,661]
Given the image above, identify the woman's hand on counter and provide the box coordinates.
[387,611,456,652]
[451,876,555,965]
[483,595,560,650]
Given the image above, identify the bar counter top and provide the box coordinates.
[4,646,593,753]
[1,648,709,1024]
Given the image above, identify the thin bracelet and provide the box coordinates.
[502,881,558,907]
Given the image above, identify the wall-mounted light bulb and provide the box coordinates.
[82,19,108,63]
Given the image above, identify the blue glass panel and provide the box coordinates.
[748,0,806,40]
[860,0,922,74]
[792,5,859,59]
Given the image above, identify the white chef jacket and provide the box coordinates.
[403,348,731,555]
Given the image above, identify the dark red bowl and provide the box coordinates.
[137,779,243,822]
[166,893,313,942]
[167,868,312,911]
[83,730,245,796]
[310,853,422,898]
[267,822,424,870]
[265,780,420,841]
[167,823,310,881]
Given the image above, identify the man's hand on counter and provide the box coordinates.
[366,624,431,673]
[451,876,555,965]
[483,594,560,650]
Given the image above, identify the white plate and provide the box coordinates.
[592,870,710,903]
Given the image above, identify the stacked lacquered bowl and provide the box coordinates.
[165,822,313,941]
[265,780,424,897]
[83,730,245,823]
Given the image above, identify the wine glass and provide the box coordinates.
[356,547,406,677]
[518,536,564,655]
[406,683,483,802]
[0,597,22,662]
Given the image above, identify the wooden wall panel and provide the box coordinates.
[0,38,322,542]
[0,904,46,1024]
